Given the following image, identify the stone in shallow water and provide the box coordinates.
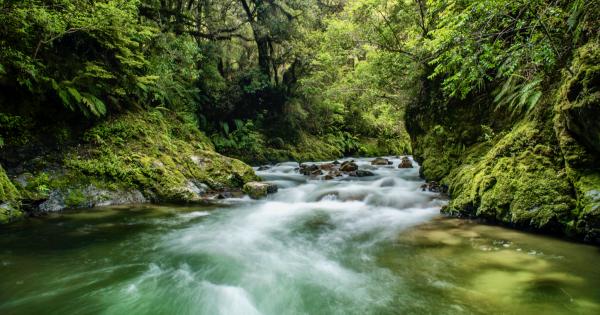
[340,161,358,172]
[242,182,278,199]
[371,158,391,166]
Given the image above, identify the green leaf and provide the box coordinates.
[67,87,82,103]
[222,122,230,135]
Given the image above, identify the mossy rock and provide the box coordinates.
[243,182,278,199]
[9,110,258,216]
[0,164,23,223]
[443,121,575,231]
[553,43,600,242]
[559,42,600,154]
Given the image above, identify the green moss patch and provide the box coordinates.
[444,121,575,231]
[0,164,23,223]
[8,110,258,216]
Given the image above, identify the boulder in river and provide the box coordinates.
[354,170,375,177]
[323,174,335,180]
[420,181,448,193]
[257,165,271,171]
[340,161,358,172]
[371,158,391,166]
[243,182,278,199]
[398,157,413,168]
[310,169,323,176]
[299,164,320,176]
[319,163,335,171]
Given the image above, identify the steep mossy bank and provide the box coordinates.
[0,110,257,223]
[407,44,600,243]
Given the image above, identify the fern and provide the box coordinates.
[494,75,543,116]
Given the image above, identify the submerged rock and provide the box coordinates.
[257,165,272,171]
[243,182,278,199]
[323,174,335,180]
[353,170,375,177]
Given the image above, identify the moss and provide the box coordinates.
[10,110,258,213]
[559,42,600,154]
[444,121,575,231]
[67,110,257,200]
[64,188,87,208]
[0,164,23,223]
[0,165,19,203]
[289,134,344,162]
[550,42,600,241]
[357,137,411,157]
[413,124,476,181]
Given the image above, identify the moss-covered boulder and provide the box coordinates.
[243,182,278,199]
[4,109,258,218]
[559,42,600,154]
[443,121,575,232]
[0,164,23,223]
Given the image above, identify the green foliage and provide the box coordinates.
[426,0,578,102]
[0,0,159,117]
[493,76,543,116]
[211,119,266,158]
[146,33,202,111]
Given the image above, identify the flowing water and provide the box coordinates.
[1,157,600,315]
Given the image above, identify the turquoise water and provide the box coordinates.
[1,157,599,314]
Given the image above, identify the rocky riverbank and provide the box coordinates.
[406,43,600,243]
[0,110,259,223]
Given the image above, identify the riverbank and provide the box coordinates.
[0,109,258,223]
[407,43,600,244]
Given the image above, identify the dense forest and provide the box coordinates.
[0,0,599,242]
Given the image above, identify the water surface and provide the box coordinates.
[1,157,599,314]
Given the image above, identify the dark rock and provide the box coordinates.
[371,158,390,165]
[310,169,323,176]
[421,181,448,193]
[340,161,358,172]
[319,163,335,171]
[398,157,413,168]
[332,160,341,165]
[217,191,233,199]
[355,170,375,177]
[257,165,271,171]
[299,164,320,175]
[323,174,335,180]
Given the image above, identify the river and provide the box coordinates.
[1,157,599,314]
